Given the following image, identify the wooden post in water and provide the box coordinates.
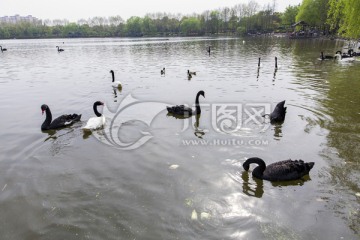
[275,57,278,69]
[258,57,261,67]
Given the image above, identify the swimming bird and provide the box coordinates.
[335,51,355,61]
[187,70,196,76]
[167,90,205,117]
[161,68,165,75]
[269,100,286,123]
[41,104,81,130]
[0,46,7,52]
[110,70,122,89]
[56,46,64,52]
[82,101,105,131]
[243,157,315,181]
[320,52,335,60]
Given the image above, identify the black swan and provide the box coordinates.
[41,104,81,130]
[82,101,105,131]
[320,52,335,60]
[269,100,286,123]
[243,157,315,181]
[56,46,64,52]
[0,46,7,52]
[110,70,122,88]
[187,70,196,76]
[167,90,205,117]
[161,68,165,75]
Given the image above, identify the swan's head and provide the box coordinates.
[110,70,114,74]
[41,104,49,115]
[94,101,104,107]
[198,90,205,98]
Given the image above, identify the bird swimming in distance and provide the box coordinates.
[161,68,165,75]
[187,70,196,76]
[56,46,64,52]
[82,101,105,131]
[41,104,81,130]
[110,70,122,89]
[0,46,7,52]
[320,52,335,60]
[167,90,205,117]
[243,157,315,181]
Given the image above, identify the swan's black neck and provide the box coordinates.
[244,157,266,179]
[321,52,324,60]
[111,71,115,82]
[93,103,102,117]
[42,107,52,130]
[195,92,202,114]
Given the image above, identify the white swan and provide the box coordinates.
[110,70,122,88]
[82,101,105,131]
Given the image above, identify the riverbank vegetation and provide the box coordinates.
[0,0,359,39]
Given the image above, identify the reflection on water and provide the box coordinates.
[241,170,264,198]
[273,124,283,140]
[193,114,206,139]
[0,37,359,239]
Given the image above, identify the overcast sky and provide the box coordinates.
[1,0,302,22]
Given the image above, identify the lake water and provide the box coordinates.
[0,37,359,239]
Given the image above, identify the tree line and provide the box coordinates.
[0,0,359,39]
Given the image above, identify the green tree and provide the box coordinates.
[126,16,143,37]
[142,16,156,36]
[209,11,220,34]
[328,0,360,38]
[282,5,300,25]
[296,0,329,28]
[180,17,201,35]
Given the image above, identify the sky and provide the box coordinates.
[1,0,302,22]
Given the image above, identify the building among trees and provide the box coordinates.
[0,15,40,24]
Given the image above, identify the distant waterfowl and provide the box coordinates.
[243,157,315,181]
[348,49,359,56]
[167,90,205,117]
[56,46,64,52]
[82,101,105,131]
[41,104,81,130]
[187,70,196,76]
[335,51,355,61]
[320,52,335,60]
[187,72,192,80]
[110,70,122,88]
[0,46,7,52]
[161,68,165,75]
[266,100,286,123]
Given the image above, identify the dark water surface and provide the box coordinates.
[0,37,359,239]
